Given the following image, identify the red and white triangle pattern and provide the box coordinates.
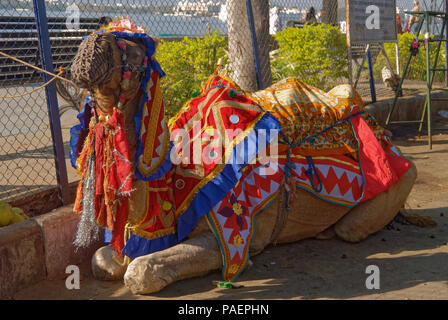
[287,156,364,205]
[209,154,364,281]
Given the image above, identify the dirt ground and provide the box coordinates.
[10,115,448,300]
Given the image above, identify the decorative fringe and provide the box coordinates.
[74,150,100,248]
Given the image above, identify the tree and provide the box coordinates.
[321,0,338,25]
[226,0,272,92]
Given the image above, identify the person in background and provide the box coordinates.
[304,6,317,25]
[98,16,112,29]
[409,0,423,34]
[270,6,282,35]
[396,7,403,34]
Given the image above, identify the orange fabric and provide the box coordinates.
[246,78,386,157]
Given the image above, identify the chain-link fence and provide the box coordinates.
[0,7,59,204]
[0,0,336,206]
[1,0,447,210]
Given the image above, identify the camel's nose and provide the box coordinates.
[71,32,116,89]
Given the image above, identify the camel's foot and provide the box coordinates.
[91,245,128,281]
[124,231,221,295]
[314,226,336,240]
[335,162,417,243]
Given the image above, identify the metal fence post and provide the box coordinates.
[245,0,262,91]
[367,48,377,103]
[446,0,448,87]
[33,0,70,205]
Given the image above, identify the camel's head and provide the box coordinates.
[71,32,147,114]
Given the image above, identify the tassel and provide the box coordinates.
[74,149,100,248]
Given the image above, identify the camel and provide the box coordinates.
[70,25,417,295]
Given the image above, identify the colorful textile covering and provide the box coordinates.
[349,106,411,202]
[280,149,364,206]
[205,80,412,281]
[207,160,283,281]
[122,73,281,258]
[134,69,171,181]
[246,77,386,157]
[207,150,363,282]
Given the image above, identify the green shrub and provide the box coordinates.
[374,33,447,83]
[156,31,228,116]
[271,24,348,91]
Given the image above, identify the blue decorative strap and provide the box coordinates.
[305,156,323,193]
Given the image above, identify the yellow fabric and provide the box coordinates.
[246,78,385,157]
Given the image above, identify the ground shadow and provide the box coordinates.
[122,207,448,300]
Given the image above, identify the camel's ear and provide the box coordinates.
[153,37,161,50]
[122,38,146,66]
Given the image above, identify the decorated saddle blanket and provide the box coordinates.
[201,74,412,281]
[205,117,411,281]
[246,77,388,157]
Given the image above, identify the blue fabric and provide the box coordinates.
[122,112,281,258]
[68,93,91,169]
[122,233,179,259]
[69,124,82,169]
[135,142,174,181]
[104,229,112,243]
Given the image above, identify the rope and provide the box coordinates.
[280,109,366,208]
[0,50,74,85]
[305,156,323,193]
[0,68,65,99]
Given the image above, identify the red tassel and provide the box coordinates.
[110,198,129,257]
[107,109,133,255]
[94,123,106,227]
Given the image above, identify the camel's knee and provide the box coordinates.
[91,245,128,281]
[335,162,417,243]
[124,232,221,295]
[124,254,169,295]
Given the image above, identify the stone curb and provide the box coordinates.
[0,204,103,298]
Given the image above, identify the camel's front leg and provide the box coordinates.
[124,231,221,295]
